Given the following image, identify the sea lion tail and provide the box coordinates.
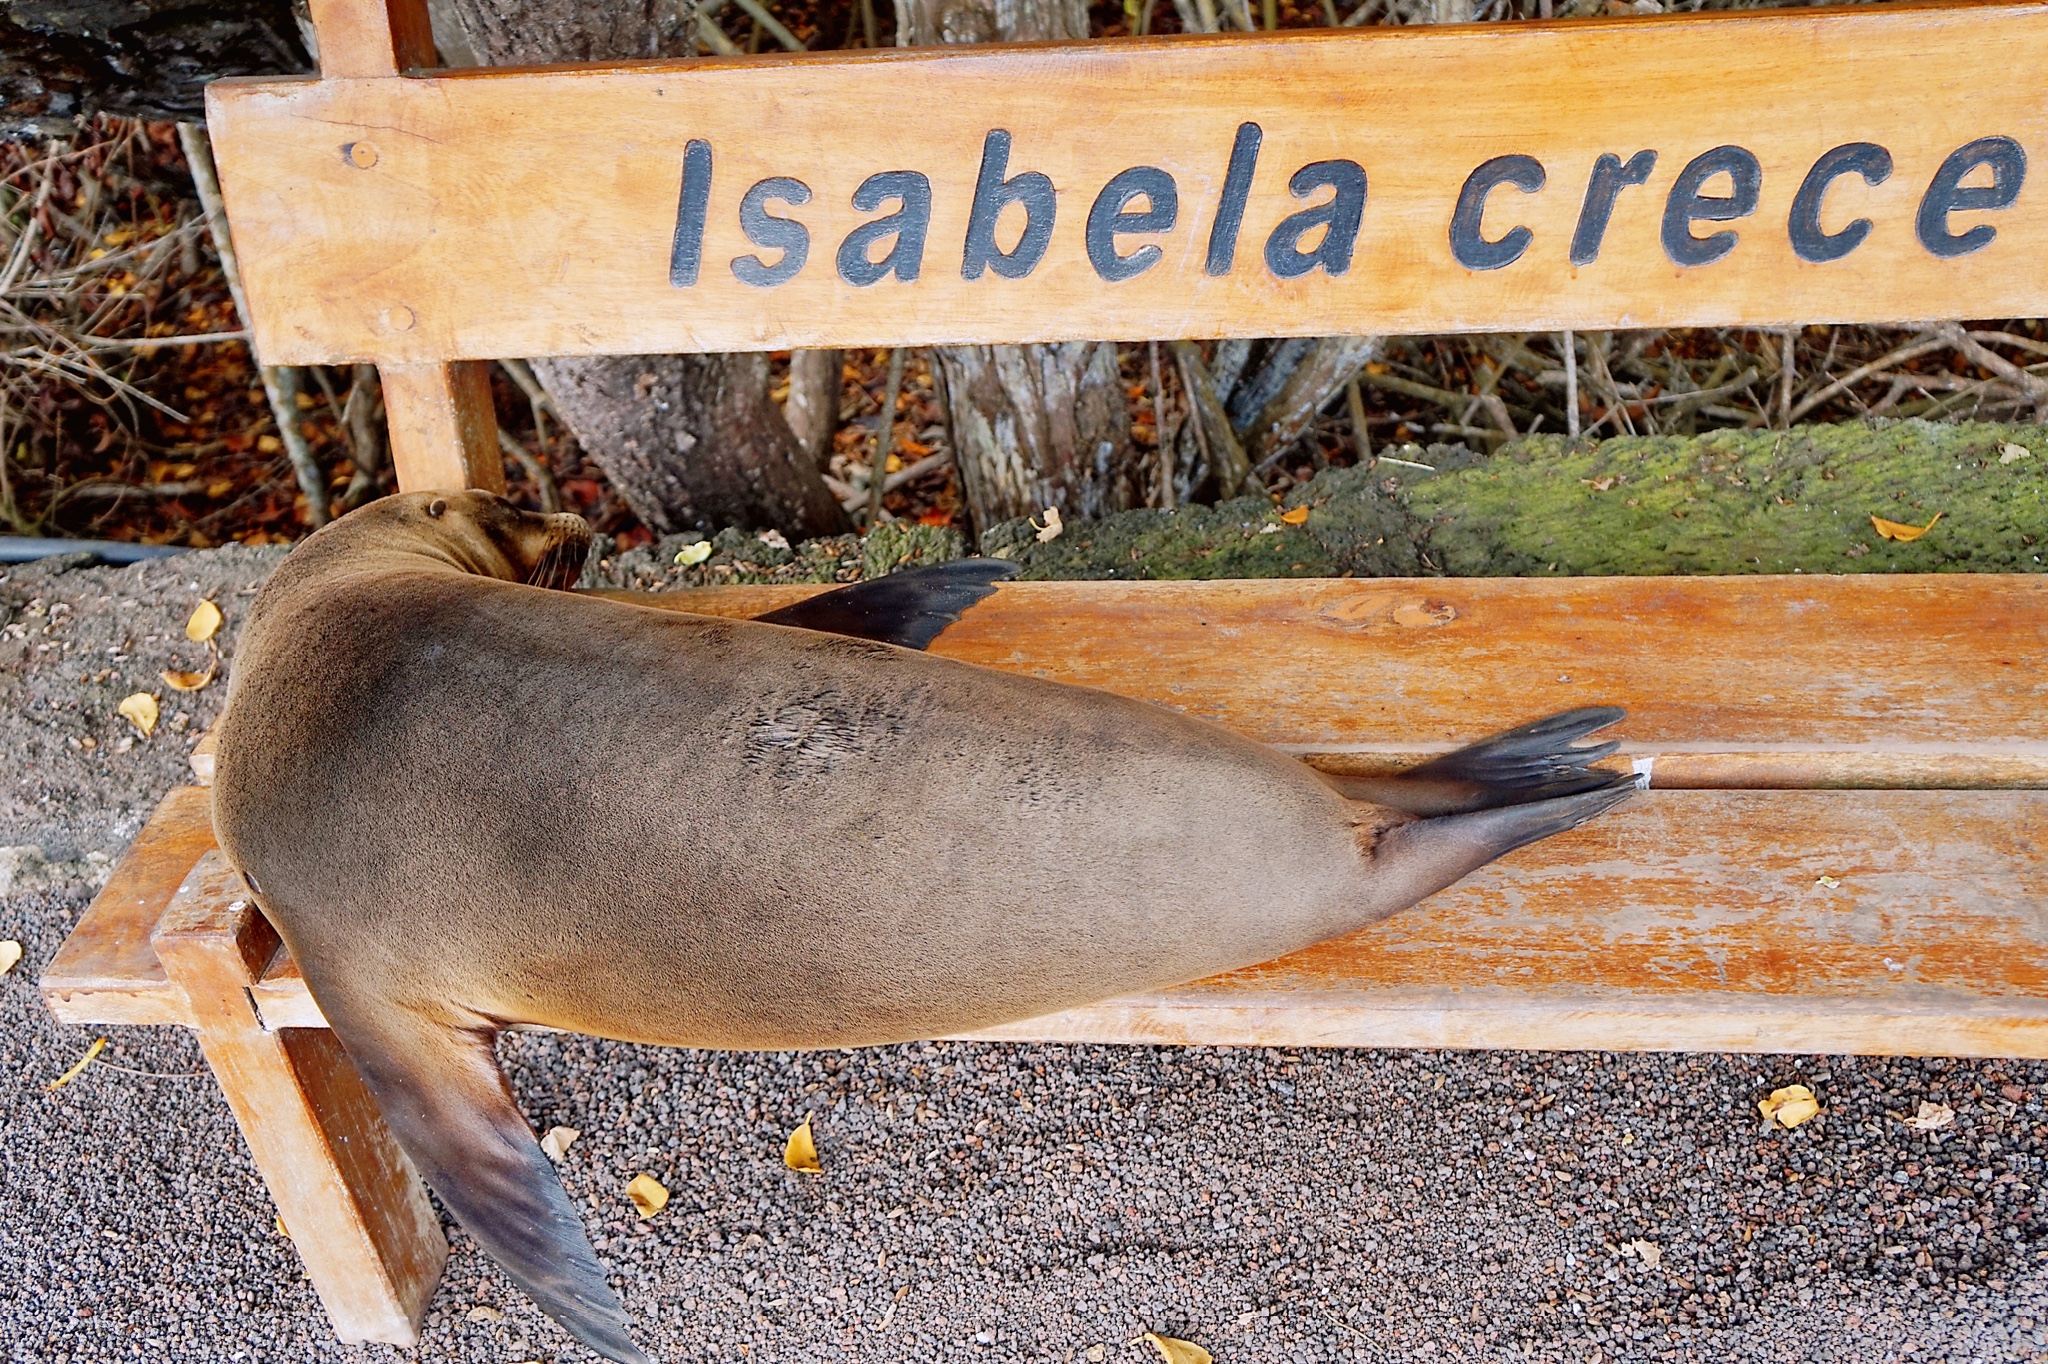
[1332,707,1629,816]
[1363,776,1638,915]
[317,997,650,1364]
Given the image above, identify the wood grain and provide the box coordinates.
[617,574,2048,788]
[153,851,445,1343]
[236,791,2048,1057]
[50,787,2048,1054]
[962,789,2048,1057]
[379,360,505,492]
[39,785,214,1027]
[307,0,437,79]
[209,2,2048,364]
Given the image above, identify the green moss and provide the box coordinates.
[977,422,2048,580]
[979,498,1328,580]
[859,521,967,579]
[1412,420,2048,576]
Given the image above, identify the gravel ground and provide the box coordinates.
[3,549,2045,1364]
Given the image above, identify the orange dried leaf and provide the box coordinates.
[1278,506,1310,525]
[1758,1084,1820,1129]
[185,600,223,642]
[625,1173,669,1219]
[1870,512,1942,542]
[784,1116,822,1173]
[161,658,216,692]
[117,692,159,737]
[1143,1333,1213,1364]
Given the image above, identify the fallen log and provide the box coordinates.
[974,419,2048,581]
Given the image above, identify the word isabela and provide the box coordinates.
[671,125,2026,290]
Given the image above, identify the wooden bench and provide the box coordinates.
[42,574,2048,1340]
[38,0,2048,1345]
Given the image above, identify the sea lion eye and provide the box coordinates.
[427,498,447,518]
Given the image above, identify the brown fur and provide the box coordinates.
[209,492,1632,1363]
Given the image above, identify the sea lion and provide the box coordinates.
[211,491,1635,1363]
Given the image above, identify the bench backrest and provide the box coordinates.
[205,0,2048,489]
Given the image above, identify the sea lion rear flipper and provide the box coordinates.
[1332,707,1629,816]
[320,1000,649,1364]
[753,559,1019,649]
[1365,776,1640,914]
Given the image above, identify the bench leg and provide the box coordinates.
[153,852,446,1346]
[380,360,506,494]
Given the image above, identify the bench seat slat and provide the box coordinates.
[622,575,2048,788]
[241,790,2048,1057]
[45,786,2048,1055]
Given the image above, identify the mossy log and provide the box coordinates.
[979,420,2048,580]
[578,420,2046,590]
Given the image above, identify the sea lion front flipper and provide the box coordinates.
[1331,707,1629,817]
[318,999,648,1364]
[752,559,1019,649]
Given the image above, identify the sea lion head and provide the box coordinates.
[403,490,594,590]
[361,490,594,590]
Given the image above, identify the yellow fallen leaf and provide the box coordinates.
[1030,507,1064,543]
[117,692,158,737]
[275,1216,291,1239]
[626,1173,669,1219]
[1625,1238,1662,1269]
[2000,442,2031,465]
[1278,505,1310,525]
[185,600,223,642]
[0,940,21,976]
[1759,1083,1820,1129]
[1143,1332,1213,1364]
[1870,512,1942,542]
[1900,1100,1955,1132]
[539,1125,580,1161]
[674,541,713,566]
[784,1116,822,1173]
[160,657,217,692]
[45,1037,106,1091]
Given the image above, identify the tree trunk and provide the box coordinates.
[0,0,309,139]
[445,0,849,537]
[1239,335,1384,469]
[783,349,844,468]
[894,0,1151,531]
[528,353,846,533]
